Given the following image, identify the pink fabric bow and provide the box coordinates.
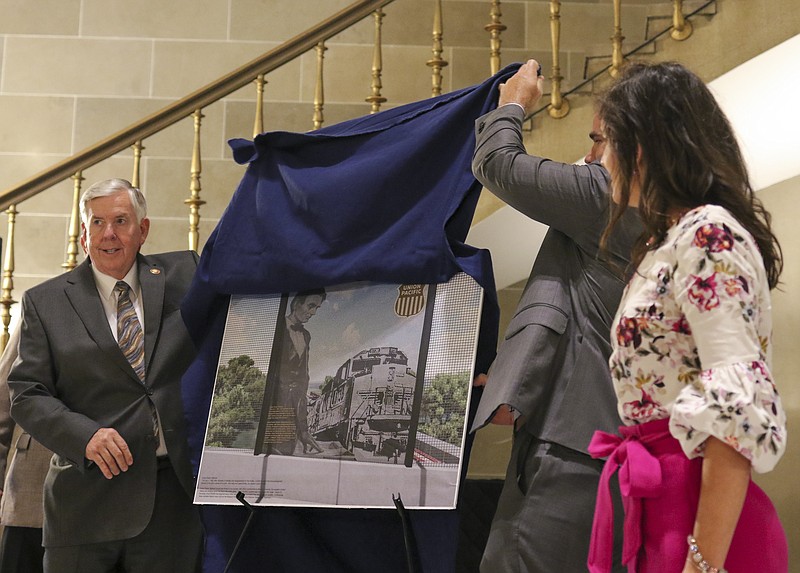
[587,420,669,573]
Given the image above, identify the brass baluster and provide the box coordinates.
[365,9,387,114]
[62,171,84,272]
[485,0,506,76]
[253,74,267,138]
[609,0,625,78]
[0,204,17,350]
[427,0,448,97]
[185,109,206,252]
[548,0,569,119]
[131,141,144,189]
[313,42,327,130]
[670,0,693,41]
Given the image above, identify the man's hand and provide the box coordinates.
[473,374,515,425]
[85,428,133,479]
[473,373,489,389]
[498,59,544,117]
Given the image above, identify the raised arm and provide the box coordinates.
[472,60,611,245]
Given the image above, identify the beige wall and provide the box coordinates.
[755,175,800,567]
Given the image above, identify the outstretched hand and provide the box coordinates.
[498,59,545,117]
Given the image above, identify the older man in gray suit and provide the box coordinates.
[472,60,641,572]
[8,179,202,573]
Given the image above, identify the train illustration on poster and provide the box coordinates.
[307,346,416,463]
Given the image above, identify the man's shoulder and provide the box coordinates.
[140,250,198,271]
[141,250,198,263]
[23,267,78,300]
[140,251,198,296]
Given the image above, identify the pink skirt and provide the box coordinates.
[587,418,787,573]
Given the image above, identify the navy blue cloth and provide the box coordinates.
[180,64,519,573]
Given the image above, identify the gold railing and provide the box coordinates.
[427,0,448,97]
[0,0,714,348]
[0,0,399,347]
[485,0,506,76]
[532,0,713,122]
[0,0,399,210]
[0,205,17,349]
[547,1,569,119]
[366,10,387,113]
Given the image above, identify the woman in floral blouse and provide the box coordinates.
[587,61,787,573]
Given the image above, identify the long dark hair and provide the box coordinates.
[599,61,782,288]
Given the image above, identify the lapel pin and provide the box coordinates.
[150,268,162,275]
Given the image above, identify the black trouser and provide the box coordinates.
[0,525,44,573]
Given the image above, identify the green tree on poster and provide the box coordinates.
[206,355,266,448]
[419,371,469,445]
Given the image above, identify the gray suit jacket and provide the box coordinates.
[471,105,641,453]
[8,251,199,547]
[0,326,52,528]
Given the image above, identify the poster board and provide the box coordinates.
[194,272,482,509]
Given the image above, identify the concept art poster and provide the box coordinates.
[194,272,482,509]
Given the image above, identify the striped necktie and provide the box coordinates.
[115,281,145,381]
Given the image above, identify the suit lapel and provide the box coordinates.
[138,254,165,374]
[65,260,142,384]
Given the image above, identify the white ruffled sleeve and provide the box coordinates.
[668,211,786,473]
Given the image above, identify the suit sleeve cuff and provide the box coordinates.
[500,102,526,115]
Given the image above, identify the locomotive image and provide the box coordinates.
[307,346,416,463]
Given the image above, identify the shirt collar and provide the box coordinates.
[91,261,140,302]
[286,314,306,331]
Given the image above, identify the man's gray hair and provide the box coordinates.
[80,179,147,225]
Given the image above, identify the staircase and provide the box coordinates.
[0,0,731,317]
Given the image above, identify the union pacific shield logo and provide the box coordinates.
[394,284,425,317]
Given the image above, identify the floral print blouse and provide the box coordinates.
[610,204,786,473]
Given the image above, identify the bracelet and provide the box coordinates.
[686,535,728,573]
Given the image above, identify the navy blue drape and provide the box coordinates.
[180,64,519,573]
